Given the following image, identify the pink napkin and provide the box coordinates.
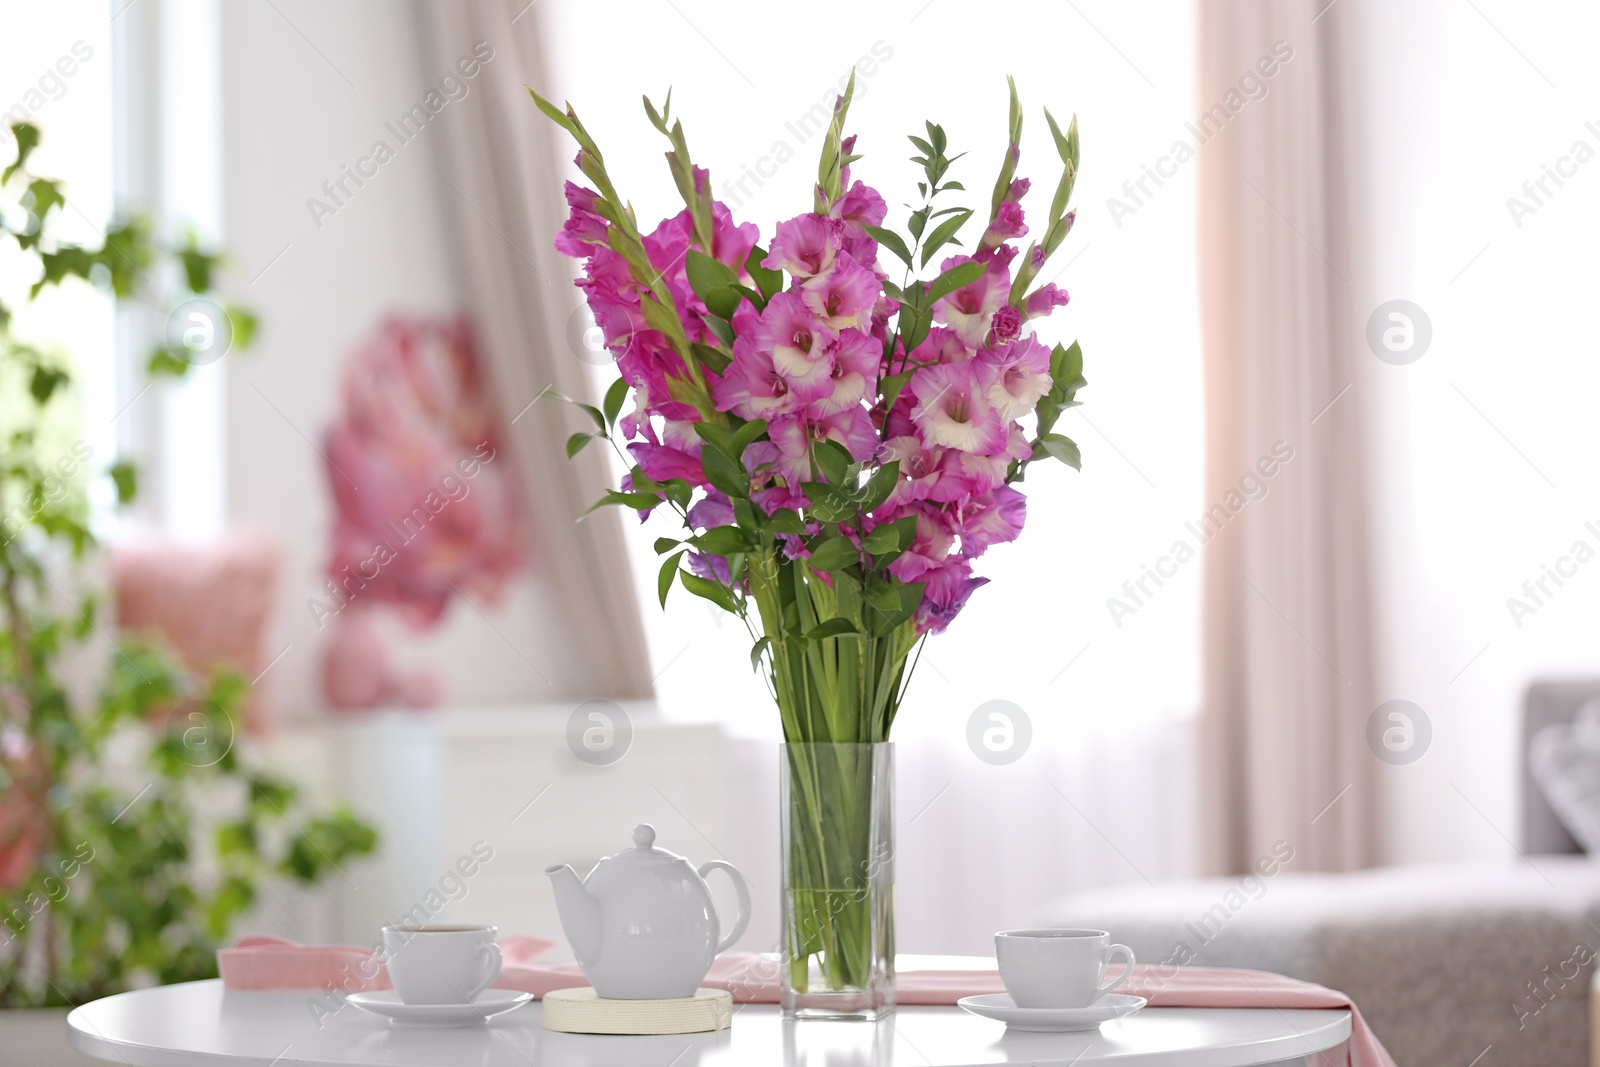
[220,939,1394,1067]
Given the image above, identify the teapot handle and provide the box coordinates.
[696,860,751,954]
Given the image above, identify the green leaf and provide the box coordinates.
[925,259,987,305]
[812,439,854,487]
[700,445,750,500]
[863,513,918,558]
[109,461,138,505]
[1035,433,1082,470]
[908,207,929,240]
[691,342,733,375]
[662,478,694,511]
[745,245,784,300]
[729,282,765,311]
[804,618,860,640]
[806,535,861,572]
[692,525,749,555]
[146,346,189,378]
[603,377,630,428]
[862,225,913,268]
[731,417,768,459]
[767,508,806,534]
[685,249,740,300]
[859,461,901,512]
[920,209,975,268]
[2,122,40,184]
[732,497,761,532]
[225,306,259,350]
[658,551,684,607]
[703,287,740,320]
[880,369,915,411]
[865,580,925,636]
[750,636,771,672]
[28,365,68,405]
[565,432,595,458]
[703,314,735,347]
[584,488,661,516]
[178,244,220,294]
[538,389,605,430]
[24,177,63,223]
[681,570,740,613]
[653,537,681,554]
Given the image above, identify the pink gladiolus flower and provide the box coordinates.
[990,304,1022,344]
[754,292,837,400]
[801,254,880,331]
[909,327,974,366]
[831,181,888,264]
[915,558,988,634]
[886,507,956,581]
[708,201,760,271]
[628,442,705,486]
[932,255,1009,349]
[687,490,736,531]
[878,435,944,507]
[765,214,840,280]
[1024,283,1071,320]
[956,485,1027,556]
[981,200,1028,249]
[909,362,1008,455]
[980,335,1053,421]
[713,342,803,422]
[1008,177,1031,200]
[769,408,878,485]
[555,182,609,257]
[806,328,879,418]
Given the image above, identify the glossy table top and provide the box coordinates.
[67,980,1351,1067]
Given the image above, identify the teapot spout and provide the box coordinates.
[544,864,602,967]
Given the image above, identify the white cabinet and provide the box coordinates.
[312,705,739,952]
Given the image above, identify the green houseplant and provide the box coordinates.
[0,122,377,1006]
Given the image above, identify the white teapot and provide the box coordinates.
[545,824,751,999]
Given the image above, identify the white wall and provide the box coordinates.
[219,0,582,717]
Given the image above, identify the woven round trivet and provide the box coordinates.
[541,986,733,1035]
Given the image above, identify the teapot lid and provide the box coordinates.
[603,823,684,867]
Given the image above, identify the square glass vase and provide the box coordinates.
[779,741,895,1020]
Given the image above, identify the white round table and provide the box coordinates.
[67,980,1352,1067]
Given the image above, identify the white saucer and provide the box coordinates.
[956,992,1147,1032]
[345,989,533,1027]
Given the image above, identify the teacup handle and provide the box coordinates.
[697,860,751,954]
[1096,943,1136,998]
[467,942,503,1000]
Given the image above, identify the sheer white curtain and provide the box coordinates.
[539,1,1206,949]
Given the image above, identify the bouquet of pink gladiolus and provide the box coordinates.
[533,74,1085,745]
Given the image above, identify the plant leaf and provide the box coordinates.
[745,245,784,300]
[685,248,740,300]
[804,618,860,640]
[919,209,975,268]
[925,259,987,305]
[862,225,913,268]
[806,535,861,572]
[602,376,629,428]
[566,432,595,458]
[750,636,771,672]
[691,341,733,375]
[681,570,740,613]
[658,551,685,607]
[693,525,749,556]
[1035,433,1082,470]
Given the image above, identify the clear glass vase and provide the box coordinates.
[779,742,895,1020]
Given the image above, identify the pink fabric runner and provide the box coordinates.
[220,937,1394,1067]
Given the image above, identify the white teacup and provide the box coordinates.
[995,928,1135,1009]
[382,924,502,1005]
